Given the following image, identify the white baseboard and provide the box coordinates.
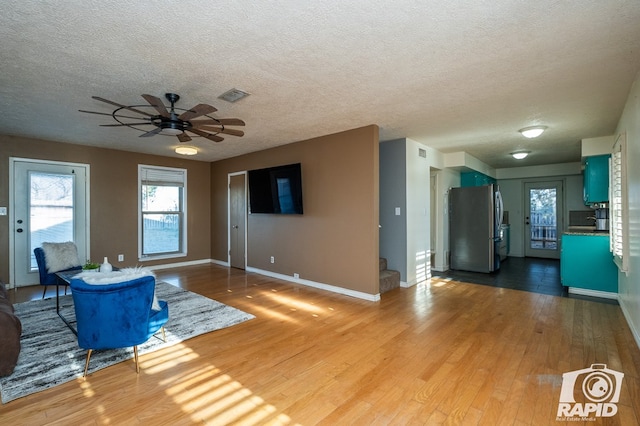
[146,258,214,271]
[246,267,380,302]
[619,298,640,351]
[568,287,619,300]
[143,260,379,301]
[211,258,230,267]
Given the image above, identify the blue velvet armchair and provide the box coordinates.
[34,246,82,298]
[69,274,169,377]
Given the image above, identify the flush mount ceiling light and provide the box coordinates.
[175,146,198,156]
[511,151,531,160]
[519,126,547,138]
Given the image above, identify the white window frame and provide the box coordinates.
[138,165,187,261]
[610,132,628,273]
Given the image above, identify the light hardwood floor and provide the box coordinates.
[2,264,639,425]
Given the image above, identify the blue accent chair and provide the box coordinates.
[69,275,169,377]
[34,247,82,298]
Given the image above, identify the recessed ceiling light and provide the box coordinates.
[175,146,198,156]
[218,88,250,103]
[519,126,547,138]
[511,151,531,160]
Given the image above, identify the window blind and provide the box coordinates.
[610,133,628,273]
[139,166,186,186]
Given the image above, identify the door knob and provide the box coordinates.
[17,228,23,233]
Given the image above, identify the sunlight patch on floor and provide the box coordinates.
[138,344,301,424]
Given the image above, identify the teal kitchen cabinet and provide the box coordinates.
[583,154,610,204]
[561,233,617,293]
[461,171,496,187]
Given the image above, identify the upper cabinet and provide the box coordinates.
[461,171,496,187]
[583,154,610,204]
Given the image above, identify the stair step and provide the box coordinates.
[379,269,401,294]
[379,258,387,272]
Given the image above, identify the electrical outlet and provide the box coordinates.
[294,273,299,279]
[270,256,275,264]
[118,254,124,262]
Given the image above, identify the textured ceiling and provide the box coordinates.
[1,1,639,168]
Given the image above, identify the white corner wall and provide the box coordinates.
[616,71,640,349]
[405,139,430,285]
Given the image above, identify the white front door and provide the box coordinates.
[11,159,89,287]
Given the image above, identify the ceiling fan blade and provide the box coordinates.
[177,133,191,143]
[190,118,246,127]
[139,127,163,137]
[178,104,218,121]
[189,128,225,142]
[193,125,245,137]
[217,118,245,126]
[79,110,151,121]
[92,96,155,117]
[100,122,154,127]
[141,94,170,117]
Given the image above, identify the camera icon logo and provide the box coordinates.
[557,364,624,419]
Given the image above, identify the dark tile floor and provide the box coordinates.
[432,256,618,305]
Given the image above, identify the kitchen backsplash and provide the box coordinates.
[569,210,595,226]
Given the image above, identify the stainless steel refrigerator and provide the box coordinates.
[449,184,504,273]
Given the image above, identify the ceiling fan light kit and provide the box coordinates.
[518,126,547,138]
[80,92,246,145]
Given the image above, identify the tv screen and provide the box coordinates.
[248,163,303,214]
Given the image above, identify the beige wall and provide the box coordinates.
[210,125,380,295]
[0,135,212,283]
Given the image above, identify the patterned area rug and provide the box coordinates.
[0,281,255,403]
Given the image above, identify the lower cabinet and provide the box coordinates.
[561,233,618,293]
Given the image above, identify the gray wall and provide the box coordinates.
[379,139,407,279]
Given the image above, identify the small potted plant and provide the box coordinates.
[83,260,101,272]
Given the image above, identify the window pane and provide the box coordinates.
[143,213,180,254]
[142,185,180,212]
[139,165,186,259]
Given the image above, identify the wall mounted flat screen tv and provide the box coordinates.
[248,163,303,214]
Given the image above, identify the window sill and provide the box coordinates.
[139,253,187,262]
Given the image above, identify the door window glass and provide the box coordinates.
[529,188,557,250]
[29,172,75,269]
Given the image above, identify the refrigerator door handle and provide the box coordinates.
[495,190,504,228]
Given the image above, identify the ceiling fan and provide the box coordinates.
[79,93,245,143]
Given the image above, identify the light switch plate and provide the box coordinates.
[0,207,7,216]
[395,207,401,216]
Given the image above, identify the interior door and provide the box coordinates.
[229,173,246,269]
[11,159,89,287]
[524,180,563,259]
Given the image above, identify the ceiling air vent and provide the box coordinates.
[218,88,250,103]
[418,148,427,158]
